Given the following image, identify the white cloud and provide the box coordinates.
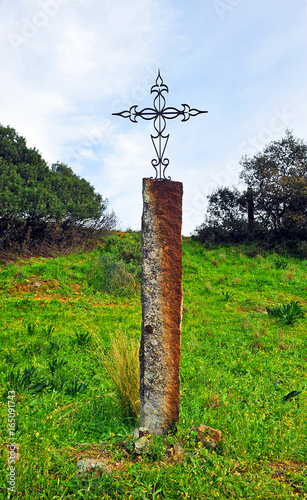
[0,0,307,235]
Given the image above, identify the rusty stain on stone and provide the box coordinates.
[140,178,183,435]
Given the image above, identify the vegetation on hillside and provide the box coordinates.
[194,131,307,253]
[0,124,116,256]
[0,233,306,498]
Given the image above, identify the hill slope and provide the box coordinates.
[0,234,306,498]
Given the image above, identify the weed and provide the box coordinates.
[17,296,34,308]
[0,235,307,498]
[48,338,62,353]
[206,393,221,409]
[283,390,302,402]
[23,342,42,358]
[275,259,288,269]
[222,290,234,301]
[145,434,167,461]
[241,317,250,329]
[285,269,295,281]
[74,331,92,347]
[4,352,19,366]
[219,253,226,262]
[48,357,68,376]
[266,300,305,325]
[253,277,268,287]
[103,332,140,418]
[89,255,138,296]
[212,258,218,267]
[41,324,55,340]
[64,375,89,396]
[7,365,48,393]
[27,322,37,335]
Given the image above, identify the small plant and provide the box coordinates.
[64,375,88,396]
[266,300,305,325]
[74,331,92,347]
[48,338,62,353]
[89,255,138,296]
[241,317,250,330]
[275,259,288,269]
[17,296,34,308]
[27,322,37,335]
[206,393,221,409]
[4,353,19,367]
[42,324,55,340]
[283,390,302,401]
[48,357,68,376]
[103,332,140,418]
[253,277,268,287]
[145,434,166,461]
[7,365,48,393]
[222,290,234,301]
[285,269,295,281]
[23,341,42,357]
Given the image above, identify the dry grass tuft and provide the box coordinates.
[206,393,221,409]
[219,253,226,262]
[104,332,140,418]
[241,317,250,330]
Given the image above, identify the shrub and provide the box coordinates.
[88,254,139,297]
[104,332,140,418]
[266,300,305,325]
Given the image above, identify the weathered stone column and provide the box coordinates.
[139,178,183,435]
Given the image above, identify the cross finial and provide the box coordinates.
[112,71,208,180]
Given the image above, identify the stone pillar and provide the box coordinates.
[139,178,183,435]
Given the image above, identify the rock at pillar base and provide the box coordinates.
[140,178,183,435]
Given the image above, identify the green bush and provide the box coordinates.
[87,232,142,296]
[266,300,305,325]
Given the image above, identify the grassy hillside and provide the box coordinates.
[0,233,306,499]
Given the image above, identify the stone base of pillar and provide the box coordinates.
[139,178,183,435]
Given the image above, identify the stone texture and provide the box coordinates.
[76,458,110,476]
[191,424,222,450]
[124,427,151,455]
[140,178,183,435]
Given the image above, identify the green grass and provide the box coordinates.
[0,233,306,499]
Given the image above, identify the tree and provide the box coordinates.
[194,186,251,244]
[194,131,307,246]
[0,124,116,252]
[49,163,107,226]
[205,186,247,225]
[239,130,307,233]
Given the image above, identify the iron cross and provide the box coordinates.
[112,70,208,180]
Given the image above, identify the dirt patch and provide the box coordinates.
[269,460,307,497]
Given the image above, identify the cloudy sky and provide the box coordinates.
[1,0,307,234]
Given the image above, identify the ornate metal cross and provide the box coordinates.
[112,70,208,180]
